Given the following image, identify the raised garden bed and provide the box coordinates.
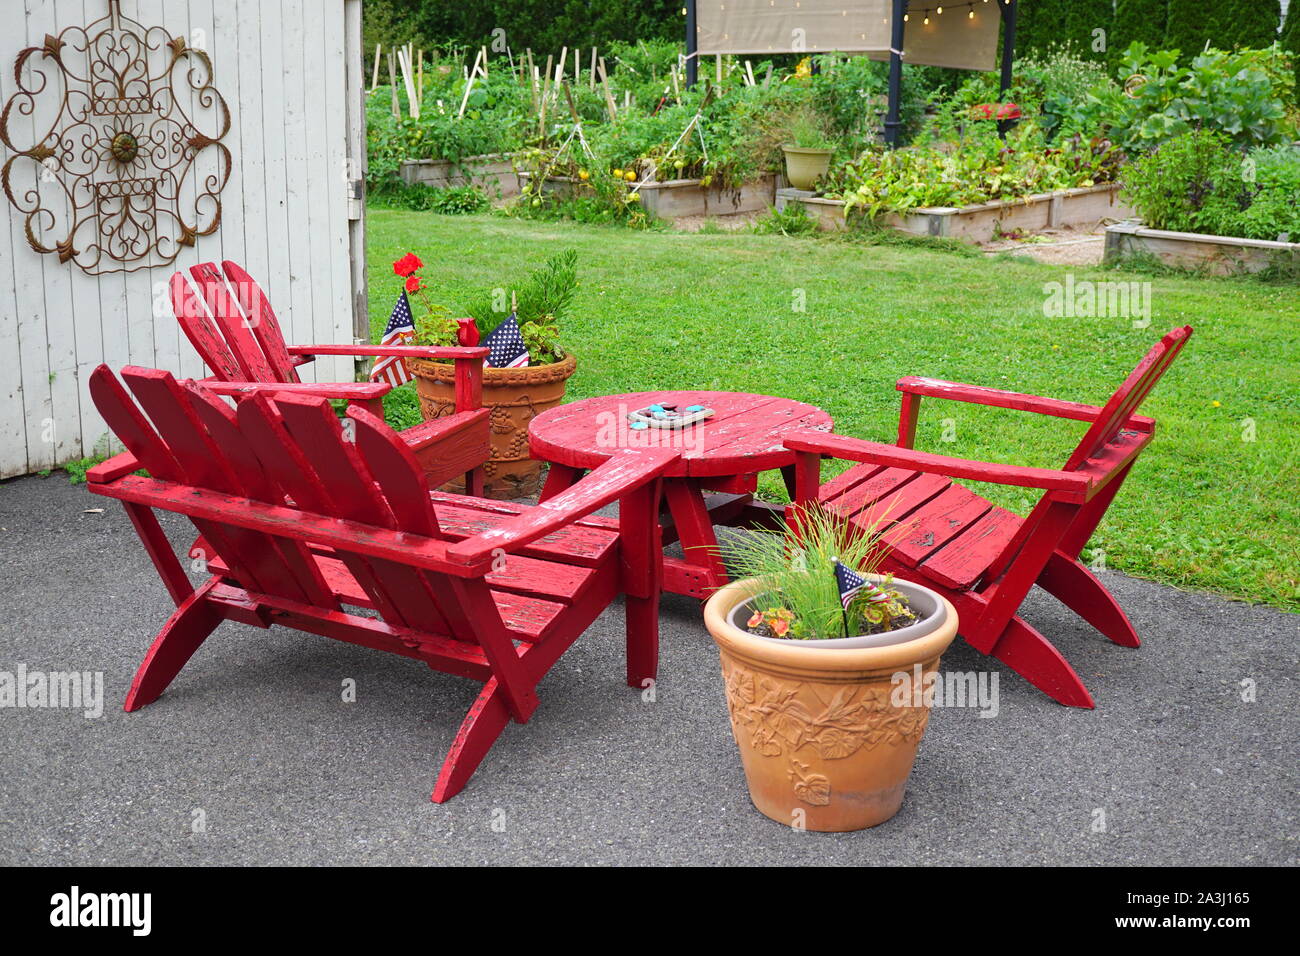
[521,172,779,219]
[1103,222,1300,276]
[399,152,521,198]
[637,173,778,218]
[775,183,1131,240]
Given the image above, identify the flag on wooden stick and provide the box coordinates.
[834,559,889,609]
[370,290,416,387]
[482,312,530,369]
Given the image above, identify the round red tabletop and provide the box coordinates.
[529,391,834,478]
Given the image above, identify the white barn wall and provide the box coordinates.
[0,0,366,478]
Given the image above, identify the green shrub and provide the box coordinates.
[1074,43,1292,152]
[1113,0,1169,61]
[369,180,490,213]
[1120,128,1244,231]
[1283,6,1300,106]
[1121,129,1300,239]
[752,205,818,237]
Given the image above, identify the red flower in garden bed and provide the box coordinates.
[393,252,423,277]
[405,274,422,293]
[971,102,1022,121]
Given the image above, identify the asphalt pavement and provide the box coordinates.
[1,473,1295,865]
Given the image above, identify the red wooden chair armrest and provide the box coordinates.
[286,344,489,361]
[194,380,392,401]
[896,376,1156,431]
[286,345,488,412]
[783,431,1093,502]
[400,408,489,453]
[86,450,143,484]
[445,448,680,566]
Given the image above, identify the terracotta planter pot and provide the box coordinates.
[408,353,577,499]
[704,576,958,832]
[782,145,834,190]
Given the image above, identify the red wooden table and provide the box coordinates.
[529,391,834,598]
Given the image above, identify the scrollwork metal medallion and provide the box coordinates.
[1,0,231,274]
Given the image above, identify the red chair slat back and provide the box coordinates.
[190,262,282,383]
[1064,326,1192,471]
[220,260,301,383]
[88,365,462,629]
[91,366,313,601]
[169,271,244,382]
[235,392,455,632]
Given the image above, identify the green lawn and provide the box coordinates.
[367,209,1300,611]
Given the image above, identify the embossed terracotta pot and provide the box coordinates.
[408,354,576,499]
[704,576,958,832]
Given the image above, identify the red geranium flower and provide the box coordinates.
[393,253,423,277]
[405,274,422,293]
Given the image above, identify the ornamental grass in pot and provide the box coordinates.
[704,507,958,832]
[397,250,579,499]
[781,107,836,190]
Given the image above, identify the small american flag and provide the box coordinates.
[370,291,416,387]
[482,312,529,369]
[834,559,889,609]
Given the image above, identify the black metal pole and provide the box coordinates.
[685,0,698,89]
[884,0,907,147]
[997,0,1019,139]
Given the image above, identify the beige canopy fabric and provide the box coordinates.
[694,0,1001,71]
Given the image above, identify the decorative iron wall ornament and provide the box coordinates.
[1,0,231,274]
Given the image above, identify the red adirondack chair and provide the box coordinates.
[85,364,677,802]
[170,260,489,494]
[783,326,1193,708]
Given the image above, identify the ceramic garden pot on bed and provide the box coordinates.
[704,574,958,832]
[408,354,577,499]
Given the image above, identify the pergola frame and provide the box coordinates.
[684,0,1020,146]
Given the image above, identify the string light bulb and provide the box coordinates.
[923,15,929,23]
[937,5,943,13]
[969,8,975,17]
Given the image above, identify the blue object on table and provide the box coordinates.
[685,405,704,412]
[629,421,649,430]
[647,404,665,414]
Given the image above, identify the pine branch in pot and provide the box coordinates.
[704,506,958,831]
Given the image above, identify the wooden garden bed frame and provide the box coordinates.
[1104,222,1300,276]
[399,152,522,197]
[776,183,1131,240]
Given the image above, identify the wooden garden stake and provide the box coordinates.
[562,82,581,124]
[370,43,381,91]
[417,49,424,104]
[398,48,419,119]
[597,60,618,121]
[745,60,756,86]
[457,63,476,118]
[387,51,400,117]
[589,47,597,89]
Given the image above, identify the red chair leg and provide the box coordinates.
[625,594,660,689]
[431,679,511,803]
[1039,551,1141,648]
[124,579,224,712]
[987,615,1095,709]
